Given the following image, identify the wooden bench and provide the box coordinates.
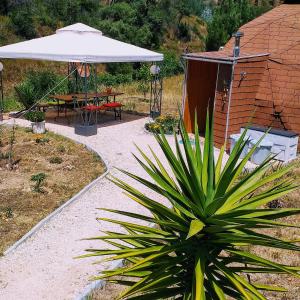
[103,102,123,120]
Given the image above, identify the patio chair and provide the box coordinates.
[103,102,123,120]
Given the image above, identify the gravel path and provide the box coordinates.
[0,115,175,300]
[0,115,254,300]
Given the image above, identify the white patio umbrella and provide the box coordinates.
[0,23,163,62]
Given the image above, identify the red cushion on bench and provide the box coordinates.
[81,105,99,111]
[104,102,122,108]
[97,105,107,111]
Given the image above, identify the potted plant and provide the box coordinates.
[106,86,113,94]
[24,111,46,134]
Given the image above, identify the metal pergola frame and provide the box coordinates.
[150,63,163,119]
[69,61,164,121]
[67,62,98,95]
[67,62,99,135]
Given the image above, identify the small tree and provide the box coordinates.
[81,114,300,299]
[31,172,46,193]
[206,0,272,51]
[7,122,16,170]
[136,64,151,100]
[10,3,37,39]
[137,81,149,100]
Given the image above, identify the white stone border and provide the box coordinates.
[75,221,156,300]
[75,259,124,300]
[4,140,109,256]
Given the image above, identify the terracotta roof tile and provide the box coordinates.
[184,4,300,142]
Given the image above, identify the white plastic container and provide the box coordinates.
[32,121,45,134]
[241,126,298,163]
[230,133,250,159]
[249,138,273,165]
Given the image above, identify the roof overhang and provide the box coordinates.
[182,52,270,64]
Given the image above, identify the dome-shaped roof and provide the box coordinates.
[224,4,300,134]
[225,4,300,59]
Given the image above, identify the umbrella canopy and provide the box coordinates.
[0,23,163,63]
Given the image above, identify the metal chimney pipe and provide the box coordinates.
[232,31,244,58]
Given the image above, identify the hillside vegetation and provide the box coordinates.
[0,0,274,112]
[0,0,273,51]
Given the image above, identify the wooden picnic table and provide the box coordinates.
[49,91,123,102]
[48,91,124,118]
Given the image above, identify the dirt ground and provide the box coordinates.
[0,125,105,254]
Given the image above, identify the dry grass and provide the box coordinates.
[89,159,300,300]
[88,282,126,300]
[0,125,105,254]
[248,159,300,300]
[117,74,183,116]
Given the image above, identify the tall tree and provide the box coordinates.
[206,0,271,51]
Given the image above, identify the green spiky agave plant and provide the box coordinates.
[81,114,300,300]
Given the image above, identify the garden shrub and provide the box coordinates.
[5,207,13,218]
[15,70,67,109]
[145,114,179,134]
[98,51,183,92]
[15,82,36,110]
[24,111,45,123]
[136,64,151,98]
[106,63,134,76]
[135,63,151,81]
[160,50,183,78]
[137,81,149,99]
[31,172,46,193]
[98,73,133,87]
[3,96,24,113]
